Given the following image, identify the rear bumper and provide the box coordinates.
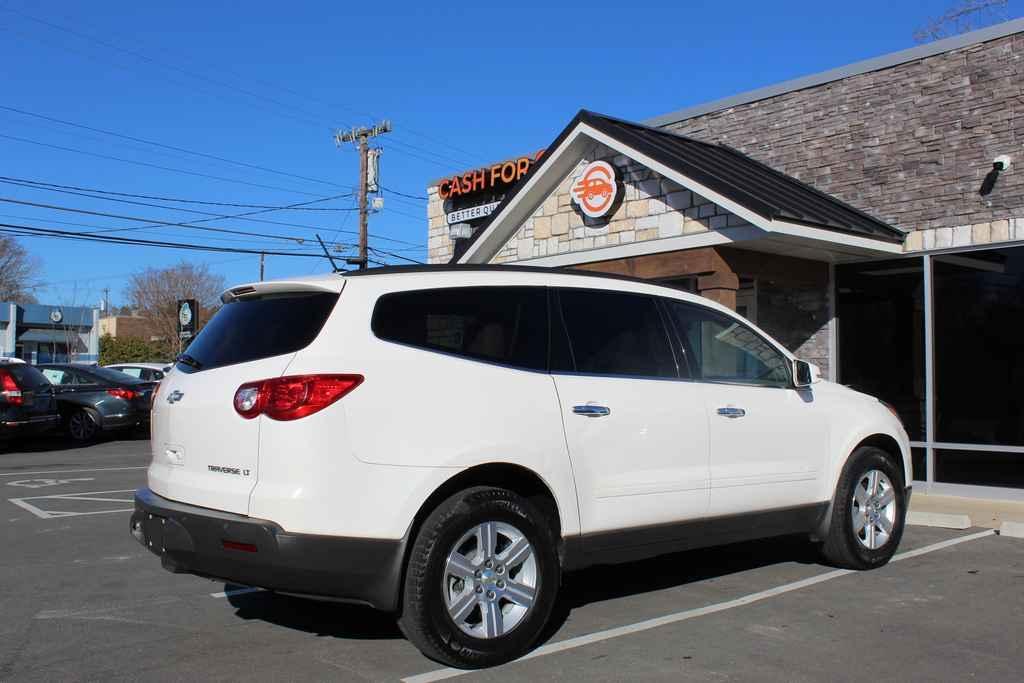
[131,487,406,611]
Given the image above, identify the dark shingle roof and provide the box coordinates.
[452,110,903,262]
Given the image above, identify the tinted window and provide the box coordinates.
[665,301,790,387]
[372,287,547,371]
[6,364,51,389]
[180,292,339,372]
[556,289,677,379]
[84,367,145,385]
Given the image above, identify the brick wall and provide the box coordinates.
[663,32,1024,246]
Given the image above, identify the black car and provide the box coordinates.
[0,360,61,445]
[37,364,155,442]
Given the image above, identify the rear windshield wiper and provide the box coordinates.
[175,354,203,370]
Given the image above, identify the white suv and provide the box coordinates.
[132,265,911,668]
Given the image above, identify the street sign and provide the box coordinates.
[177,299,197,340]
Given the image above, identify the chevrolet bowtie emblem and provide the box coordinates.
[166,390,184,404]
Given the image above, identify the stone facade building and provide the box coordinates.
[424,19,1024,499]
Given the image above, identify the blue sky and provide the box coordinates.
[1,0,1020,308]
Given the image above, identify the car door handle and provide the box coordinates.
[573,404,611,417]
[717,406,746,418]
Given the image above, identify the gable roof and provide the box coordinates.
[453,110,903,263]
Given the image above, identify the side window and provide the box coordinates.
[152,370,165,380]
[119,367,144,379]
[556,289,677,379]
[41,369,67,385]
[665,301,790,387]
[371,286,548,371]
[71,370,98,385]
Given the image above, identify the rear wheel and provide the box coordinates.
[821,446,906,569]
[67,409,99,443]
[399,487,560,668]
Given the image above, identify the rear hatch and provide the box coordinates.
[1,363,57,426]
[149,282,341,515]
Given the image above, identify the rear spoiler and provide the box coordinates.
[220,278,345,303]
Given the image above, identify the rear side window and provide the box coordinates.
[180,292,339,372]
[554,289,678,379]
[6,364,51,389]
[372,286,547,371]
[117,367,144,378]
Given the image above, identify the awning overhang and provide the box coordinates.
[456,110,905,266]
[18,329,74,344]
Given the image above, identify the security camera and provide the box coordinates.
[994,155,1012,171]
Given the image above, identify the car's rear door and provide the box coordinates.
[149,284,341,515]
[550,288,710,542]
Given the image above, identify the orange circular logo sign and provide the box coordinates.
[570,161,618,218]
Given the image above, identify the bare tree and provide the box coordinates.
[914,0,1009,43]
[125,262,225,354]
[0,236,40,303]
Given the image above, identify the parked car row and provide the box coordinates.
[0,358,162,446]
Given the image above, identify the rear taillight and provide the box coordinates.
[107,388,137,401]
[233,374,363,421]
[0,370,23,406]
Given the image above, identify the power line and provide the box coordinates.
[382,186,428,201]
[2,6,489,170]
[0,132,328,198]
[0,105,355,191]
[0,177,425,248]
[0,221,338,258]
[0,176,355,210]
[0,196,357,247]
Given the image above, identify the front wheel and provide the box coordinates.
[821,446,907,569]
[399,487,560,669]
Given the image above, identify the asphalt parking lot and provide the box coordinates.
[1,438,1022,682]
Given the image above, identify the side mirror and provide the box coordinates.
[793,360,821,388]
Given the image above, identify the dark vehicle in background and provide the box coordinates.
[37,364,155,443]
[0,359,60,444]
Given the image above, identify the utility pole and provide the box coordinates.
[102,287,110,316]
[334,120,391,269]
[259,252,265,281]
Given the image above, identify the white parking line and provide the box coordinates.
[210,587,267,599]
[0,466,146,477]
[8,488,137,519]
[402,529,997,683]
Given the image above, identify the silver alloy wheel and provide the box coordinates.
[851,469,897,550]
[442,521,538,639]
[69,411,95,441]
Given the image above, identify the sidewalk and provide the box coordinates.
[910,492,1024,529]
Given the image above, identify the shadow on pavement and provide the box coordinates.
[222,534,821,645]
[1,427,149,454]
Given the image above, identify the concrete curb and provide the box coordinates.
[906,511,972,530]
[999,521,1024,538]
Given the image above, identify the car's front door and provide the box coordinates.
[663,301,828,516]
[551,288,710,541]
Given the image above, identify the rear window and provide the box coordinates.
[178,292,339,372]
[6,364,51,389]
[85,367,147,384]
[371,286,547,371]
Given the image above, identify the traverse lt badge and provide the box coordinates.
[166,390,184,404]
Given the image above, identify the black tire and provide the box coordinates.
[821,446,907,569]
[67,408,99,443]
[399,487,560,669]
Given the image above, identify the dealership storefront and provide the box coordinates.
[425,20,1024,500]
[0,302,101,363]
